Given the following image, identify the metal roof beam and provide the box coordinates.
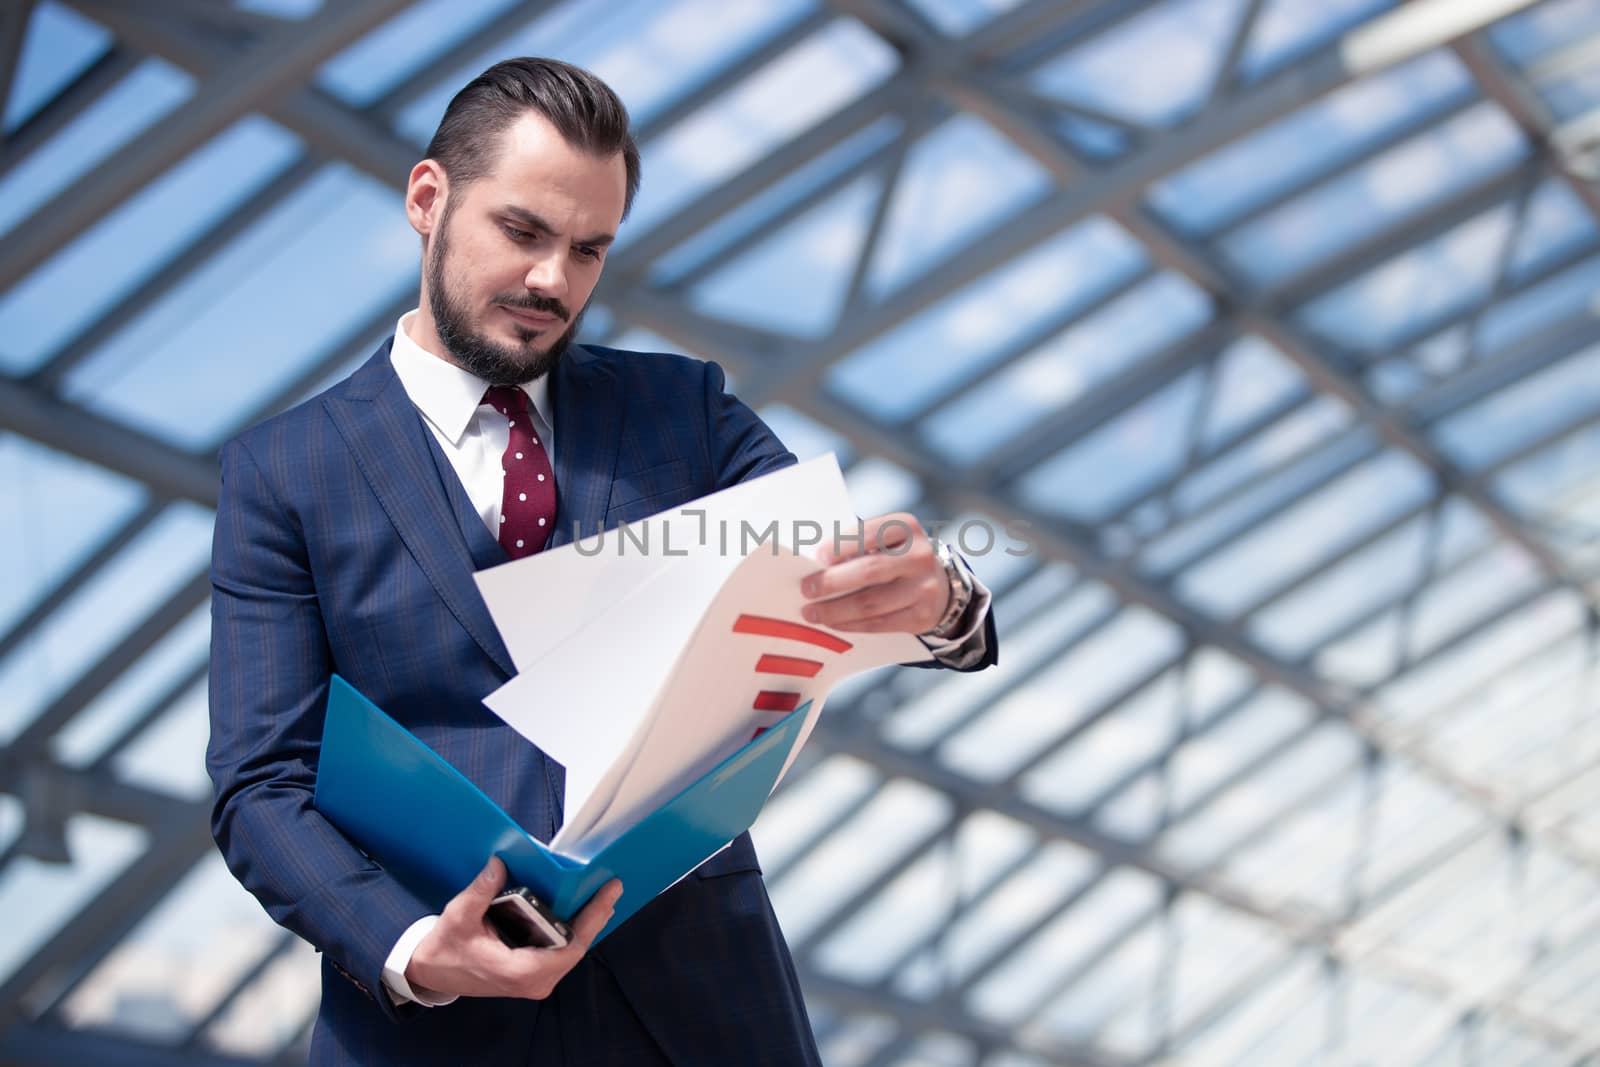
[0,379,218,507]
[5,0,412,293]
[1454,37,1600,224]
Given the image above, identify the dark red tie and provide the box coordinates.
[483,385,557,558]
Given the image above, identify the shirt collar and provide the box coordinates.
[390,309,553,445]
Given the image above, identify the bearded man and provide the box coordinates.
[208,57,996,1066]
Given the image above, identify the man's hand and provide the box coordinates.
[800,512,950,635]
[405,857,621,1001]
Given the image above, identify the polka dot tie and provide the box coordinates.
[483,385,557,559]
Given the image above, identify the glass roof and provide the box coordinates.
[4,0,1600,1064]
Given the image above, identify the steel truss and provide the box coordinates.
[2,1,1599,1064]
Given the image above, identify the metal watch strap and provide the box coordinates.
[922,536,974,639]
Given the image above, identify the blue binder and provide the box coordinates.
[313,675,810,942]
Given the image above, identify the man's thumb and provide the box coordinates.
[464,856,505,909]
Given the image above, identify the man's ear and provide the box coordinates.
[406,159,447,239]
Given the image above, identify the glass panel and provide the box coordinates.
[236,0,324,16]
[0,437,147,636]
[0,116,303,374]
[1166,894,1289,1037]
[59,852,288,1044]
[1434,341,1600,469]
[1472,256,1600,361]
[943,510,1037,591]
[1199,336,1307,448]
[966,867,1163,1024]
[1238,0,1396,81]
[623,18,899,237]
[390,0,624,142]
[1209,732,1370,913]
[0,502,215,745]
[1425,632,1592,791]
[1035,922,1162,1055]
[1021,666,1188,816]
[923,273,1212,465]
[827,217,1145,420]
[817,1014,898,1067]
[1375,593,1584,728]
[929,838,1097,989]
[1489,0,1600,67]
[0,794,19,853]
[882,577,1111,750]
[1539,57,1600,120]
[62,164,417,450]
[1175,450,1433,616]
[767,777,951,943]
[0,59,193,239]
[1247,512,1428,658]
[51,604,210,767]
[1171,952,1324,1065]
[938,607,1182,783]
[1299,205,1514,352]
[1494,419,1600,522]
[811,809,1037,985]
[1164,688,1316,815]
[1162,397,1357,551]
[1508,176,1599,280]
[395,0,816,144]
[203,936,320,1058]
[0,814,147,985]
[844,456,921,517]
[687,174,879,337]
[5,2,112,132]
[581,0,819,129]
[751,755,878,872]
[757,403,854,465]
[1220,103,1527,285]
[865,113,1050,297]
[111,677,212,801]
[1149,51,1470,234]
[1029,0,1248,127]
[903,0,1025,35]
[1015,367,1206,522]
[1406,541,1543,659]
[648,115,901,285]
[316,0,523,106]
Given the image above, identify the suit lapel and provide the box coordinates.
[545,344,622,549]
[323,343,516,678]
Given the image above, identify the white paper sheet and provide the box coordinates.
[474,454,932,859]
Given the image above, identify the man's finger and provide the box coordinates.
[563,880,623,952]
[821,513,920,564]
[443,856,505,926]
[805,579,919,630]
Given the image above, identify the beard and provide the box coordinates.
[425,215,585,388]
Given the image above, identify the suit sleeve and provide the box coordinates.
[703,360,797,487]
[207,437,433,1022]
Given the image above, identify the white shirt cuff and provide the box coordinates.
[382,915,459,1007]
[921,563,992,659]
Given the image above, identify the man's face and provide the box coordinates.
[421,112,627,386]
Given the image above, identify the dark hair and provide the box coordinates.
[424,57,641,219]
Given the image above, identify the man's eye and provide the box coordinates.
[504,226,532,241]
[575,246,601,262]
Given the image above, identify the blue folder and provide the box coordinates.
[313,675,810,942]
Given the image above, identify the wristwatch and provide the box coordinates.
[921,536,975,640]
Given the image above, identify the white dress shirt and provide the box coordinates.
[379,310,990,1006]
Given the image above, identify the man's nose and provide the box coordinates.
[523,250,569,300]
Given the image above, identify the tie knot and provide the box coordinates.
[482,385,529,418]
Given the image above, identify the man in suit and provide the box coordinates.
[208,57,996,1065]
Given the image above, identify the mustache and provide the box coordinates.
[495,293,571,322]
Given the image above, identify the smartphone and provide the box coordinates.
[487,886,571,949]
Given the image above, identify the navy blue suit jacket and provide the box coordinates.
[207,340,997,1065]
